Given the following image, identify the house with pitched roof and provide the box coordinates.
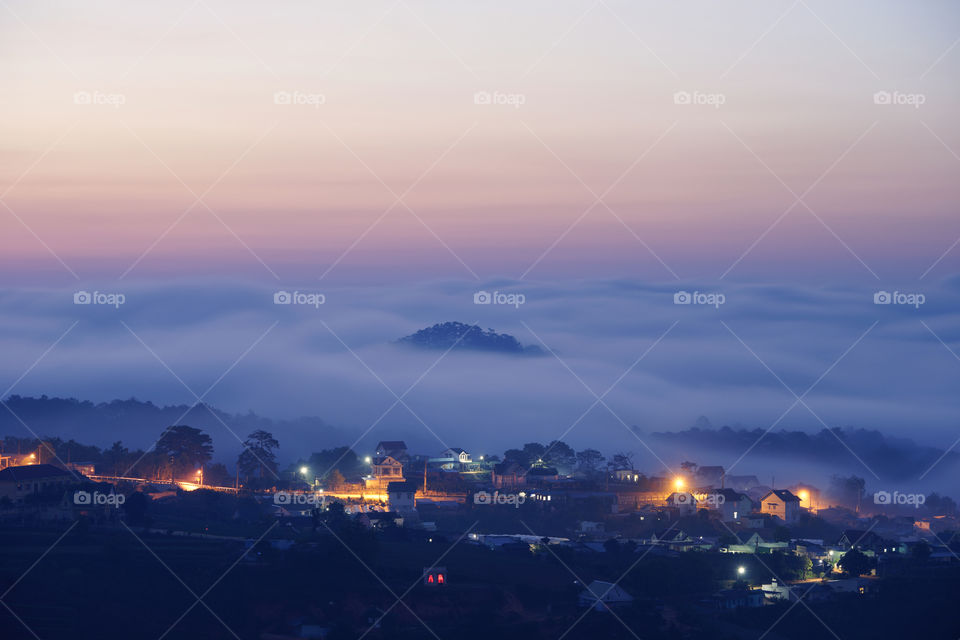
[760,489,801,523]
[365,456,403,490]
[0,464,76,502]
[578,580,633,611]
[375,441,408,459]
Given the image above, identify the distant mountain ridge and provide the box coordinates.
[397,322,544,355]
[0,395,349,451]
[651,425,959,482]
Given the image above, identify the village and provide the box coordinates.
[1,434,958,638]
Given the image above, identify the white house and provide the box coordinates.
[578,580,633,611]
[711,488,754,522]
[387,481,418,514]
[665,491,698,516]
[440,448,471,465]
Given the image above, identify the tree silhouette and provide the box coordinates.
[155,425,213,480]
[238,429,279,484]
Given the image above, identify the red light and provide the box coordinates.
[427,574,434,583]
[437,574,444,584]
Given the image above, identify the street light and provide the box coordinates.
[300,466,309,475]
[737,566,746,576]
[674,477,685,491]
[364,456,372,464]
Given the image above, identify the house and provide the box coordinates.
[725,531,764,553]
[436,447,473,470]
[695,465,725,487]
[650,529,689,545]
[578,521,605,534]
[760,489,801,523]
[0,464,76,502]
[387,481,418,514]
[492,462,527,488]
[761,579,835,603]
[365,456,403,490]
[710,488,753,522]
[837,530,885,552]
[613,469,644,483]
[665,491,698,515]
[726,475,761,492]
[375,441,407,459]
[712,589,764,610]
[760,578,792,601]
[441,448,471,464]
[578,580,633,611]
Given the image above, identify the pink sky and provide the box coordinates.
[1,0,959,283]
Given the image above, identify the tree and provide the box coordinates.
[611,452,634,471]
[680,461,698,475]
[204,463,231,487]
[522,443,547,465]
[576,449,605,476]
[155,426,213,479]
[542,440,576,474]
[837,548,873,576]
[306,447,362,481]
[503,448,528,467]
[238,429,279,483]
[326,469,346,490]
[102,441,129,476]
[829,475,866,512]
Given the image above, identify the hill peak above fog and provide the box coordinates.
[396,322,544,355]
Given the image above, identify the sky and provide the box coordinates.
[1,1,960,482]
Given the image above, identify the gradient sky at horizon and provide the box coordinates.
[2,0,959,285]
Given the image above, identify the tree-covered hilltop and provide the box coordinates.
[0,395,349,452]
[396,322,544,355]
